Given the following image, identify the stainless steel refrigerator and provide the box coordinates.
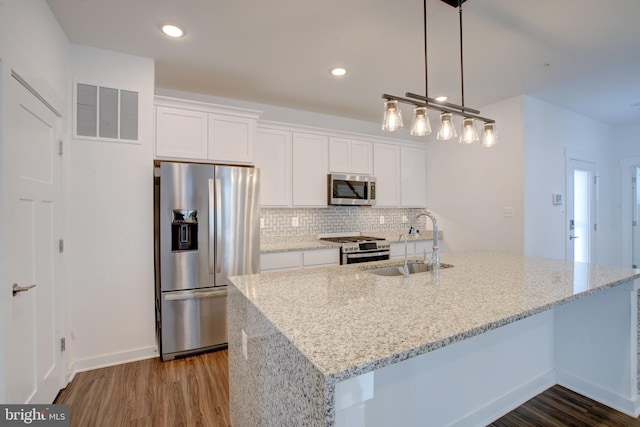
[154,161,260,361]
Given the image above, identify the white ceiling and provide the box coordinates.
[46,0,640,126]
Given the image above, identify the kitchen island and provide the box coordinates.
[227,252,640,426]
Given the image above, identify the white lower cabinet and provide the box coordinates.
[390,240,433,259]
[261,248,339,272]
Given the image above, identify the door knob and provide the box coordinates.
[569,235,579,240]
[12,283,36,296]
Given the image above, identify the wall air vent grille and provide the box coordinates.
[74,82,139,143]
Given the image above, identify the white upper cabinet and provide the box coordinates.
[208,114,255,164]
[400,146,427,207]
[255,127,292,207]
[292,133,328,207]
[350,140,374,175]
[329,137,373,175]
[373,143,401,207]
[154,96,261,164]
[156,106,208,159]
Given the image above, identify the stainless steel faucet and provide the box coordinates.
[415,211,440,271]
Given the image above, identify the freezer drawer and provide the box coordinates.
[160,287,227,360]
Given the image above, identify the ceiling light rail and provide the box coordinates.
[381,0,497,148]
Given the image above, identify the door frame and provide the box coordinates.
[565,148,598,264]
[620,156,640,268]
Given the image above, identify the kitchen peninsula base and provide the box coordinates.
[228,253,640,426]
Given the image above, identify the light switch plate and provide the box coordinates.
[379,216,385,225]
[292,217,299,227]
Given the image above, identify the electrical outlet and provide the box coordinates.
[504,207,514,218]
[379,216,385,225]
[260,218,265,229]
[402,215,408,223]
[292,217,299,227]
[241,329,248,360]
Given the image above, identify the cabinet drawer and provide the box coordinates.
[303,248,340,267]
[261,251,303,272]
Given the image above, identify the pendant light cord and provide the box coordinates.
[459,0,465,109]
[423,0,429,99]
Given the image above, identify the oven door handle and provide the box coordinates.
[345,251,390,259]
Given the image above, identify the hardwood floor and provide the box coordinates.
[489,385,640,427]
[56,349,639,426]
[55,349,230,427]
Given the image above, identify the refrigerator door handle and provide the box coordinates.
[208,179,214,275]
[164,288,227,301]
[215,178,223,274]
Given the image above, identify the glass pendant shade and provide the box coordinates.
[436,112,457,140]
[481,122,497,148]
[382,100,403,131]
[459,118,479,144]
[410,106,431,136]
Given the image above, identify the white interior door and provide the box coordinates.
[4,73,64,403]
[566,159,597,263]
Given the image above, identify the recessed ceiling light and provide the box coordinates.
[435,96,448,102]
[331,68,347,77]
[162,24,185,38]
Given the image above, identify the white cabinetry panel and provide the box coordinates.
[329,137,373,175]
[350,140,373,175]
[373,143,401,207]
[154,96,260,164]
[400,146,427,207]
[208,114,255,164]
[255,127,292,207]
[292,133,328,207]
[155,106,208,159]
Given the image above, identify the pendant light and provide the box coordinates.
[436,112,456,140]
[480,122,497,148]
[411,106,431,136]
[382,100,403,131]
[381,0,497,148]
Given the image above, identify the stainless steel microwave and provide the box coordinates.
[328,174,376,206]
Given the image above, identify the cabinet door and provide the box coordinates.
[350,140,373,175]
[155,106,208,159]
[255,128,292,206]
[373,143,401,207]
[208,114,255,164]
[329,137,350,174]
[292,133,328,206]
[400,146,427,207]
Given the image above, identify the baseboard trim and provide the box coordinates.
[67,345,158,381]
[452,370,556,426]
[557,371,640,417]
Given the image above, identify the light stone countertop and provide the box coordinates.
[259,230,440,253]
[229,252,640,384]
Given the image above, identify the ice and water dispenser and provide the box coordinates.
[171,209,198,251]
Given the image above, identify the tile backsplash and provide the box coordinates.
[260,207,425,237]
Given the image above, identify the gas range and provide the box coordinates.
[319,234,390,264]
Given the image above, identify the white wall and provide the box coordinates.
[426,96,525,254]
[67,45,156,373]
[0,0,70,403]
[523,96,617,265]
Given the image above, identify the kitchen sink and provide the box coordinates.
[367,262,453,277]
